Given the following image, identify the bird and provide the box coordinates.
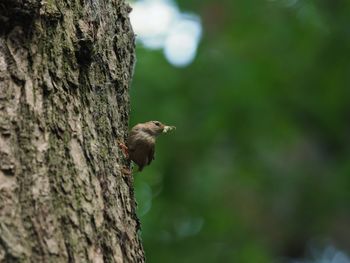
[118,121,175,174]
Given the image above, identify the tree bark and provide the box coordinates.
[0,0,144,262]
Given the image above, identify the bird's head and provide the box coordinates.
[142,121,176,137]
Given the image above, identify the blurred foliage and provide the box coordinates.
[130,0,350,262]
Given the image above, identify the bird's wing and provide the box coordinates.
[147,144,155,165]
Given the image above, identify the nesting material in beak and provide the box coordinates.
[163,125,176,133]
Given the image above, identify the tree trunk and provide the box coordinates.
[0,0,144,262]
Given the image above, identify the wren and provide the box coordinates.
[118,121,175,174]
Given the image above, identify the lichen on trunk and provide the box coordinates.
[0,0,144,262]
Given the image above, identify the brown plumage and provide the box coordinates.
[119,121,175,173]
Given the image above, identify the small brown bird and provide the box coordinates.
[119,121,175,173]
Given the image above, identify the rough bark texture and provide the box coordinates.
[0,0,144,262]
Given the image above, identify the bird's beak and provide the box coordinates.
[163,125,176,133]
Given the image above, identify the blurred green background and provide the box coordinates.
[129,0,350,262]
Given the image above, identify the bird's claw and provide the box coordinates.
[117,140,129,159]
[121,167,132,176]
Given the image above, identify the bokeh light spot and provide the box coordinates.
[129,0,202,67]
